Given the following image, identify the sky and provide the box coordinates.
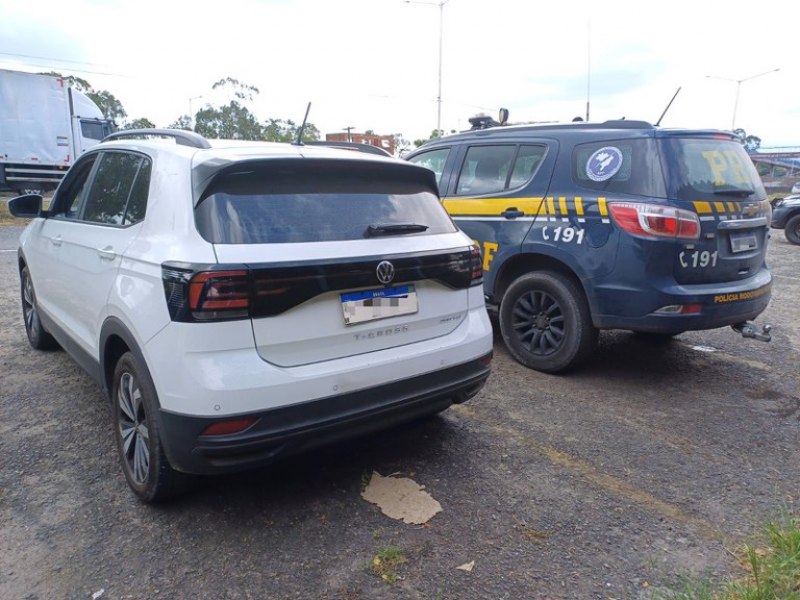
[1,0,797,149]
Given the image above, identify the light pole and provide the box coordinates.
[405,0,448,135]
[705,68,780,130]
[189,95,204,129]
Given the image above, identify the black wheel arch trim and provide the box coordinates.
[99,317,158,406]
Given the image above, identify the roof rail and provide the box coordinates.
[599,120,655,129]
[102,128,212,149]
[304,141,392,157]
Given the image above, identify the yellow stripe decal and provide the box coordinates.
[443,197,545,216]
[598,197,608,217]
[547,197,555,216]
[714,201,726,213]
[727,201,736,213]
[575,196,584,216]
[693,201,712,214]
[558,196,568,216]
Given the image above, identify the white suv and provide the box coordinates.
[10,129,493,502]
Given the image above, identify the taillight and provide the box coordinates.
[608,202,700,240]
[469,245,483,286]
[162,265,250,322]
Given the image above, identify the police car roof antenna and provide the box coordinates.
[655,87,681,127]
[294,102,312,146]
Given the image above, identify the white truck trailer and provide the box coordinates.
[0,69,115,194]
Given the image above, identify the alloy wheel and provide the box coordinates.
[510,290,566,356]
[117,372,150,485]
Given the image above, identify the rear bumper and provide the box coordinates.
[158,355,491,475]
[591,269,772,332]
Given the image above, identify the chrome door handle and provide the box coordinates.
[51,235,62,247]
[97,246,116,261]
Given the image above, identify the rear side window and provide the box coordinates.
[663,138,766,201]
[573,139,666,198]
[194,162,457,244]
[455,144,546,196]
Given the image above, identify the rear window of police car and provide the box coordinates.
[194,161,457,244]
[573,137,765,202]
[661,137,766,201]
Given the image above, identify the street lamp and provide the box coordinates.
[705,68,780,130]
[189,95,204,129]
[404,0,448,135]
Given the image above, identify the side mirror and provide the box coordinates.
[8,194,46,218]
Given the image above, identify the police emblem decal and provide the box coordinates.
[586,146,623,182]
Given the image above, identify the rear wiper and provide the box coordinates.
[713,186,755,197]
[366,223,429,236]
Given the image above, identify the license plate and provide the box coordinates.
[730,231,758,253]
[341,285,418,325]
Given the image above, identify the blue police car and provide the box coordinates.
[407,116,773,373]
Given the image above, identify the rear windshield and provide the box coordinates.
[662,138,766,201]
[195,163,457,244]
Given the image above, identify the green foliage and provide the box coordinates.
[194,101,264,140]
[168,115,192,131]
[123,118,156,130]
[371,546,406,584]
[212,77,260,102]
[88,89,127,121]
[263,118,320,143]
[38,71,92,92]
[659,518,800,600]
[733,128,762,154]
[38,71,126,122]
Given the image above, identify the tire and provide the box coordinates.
[499,271,598,373]
[785,214,800,245]
[20,267,59,350]
[112,352,193,502]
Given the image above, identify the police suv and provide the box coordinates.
[406,115,773,373]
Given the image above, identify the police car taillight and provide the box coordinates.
[470,245,483,286]
[608,202,700,240]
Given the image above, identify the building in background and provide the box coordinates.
[326,132,396,156]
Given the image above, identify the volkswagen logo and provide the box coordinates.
[376,261,395,285]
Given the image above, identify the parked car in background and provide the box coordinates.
[791,181,800,194]
[771,194,800,244]
[9,129,493,502]
[407,115,774,373]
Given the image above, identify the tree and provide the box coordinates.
[123,118,156,130]
[263,118,320,143]
[39,71,92,92]
[733,128,762,154]
[38,71,126,122]
[168,115,192,131]
[194,102,264,140]
[88,89,127,121]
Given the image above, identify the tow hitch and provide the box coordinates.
[732,321,772,342]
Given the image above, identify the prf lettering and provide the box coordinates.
[474,240,499,271]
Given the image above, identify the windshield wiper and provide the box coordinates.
[713,186,755,197]
[366,223,429,237]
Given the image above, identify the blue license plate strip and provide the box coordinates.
[341,285,418,325]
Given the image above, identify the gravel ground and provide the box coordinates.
[1,223,798,600]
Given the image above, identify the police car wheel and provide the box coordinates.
[785,214,800,245]
[500,271,597,373]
